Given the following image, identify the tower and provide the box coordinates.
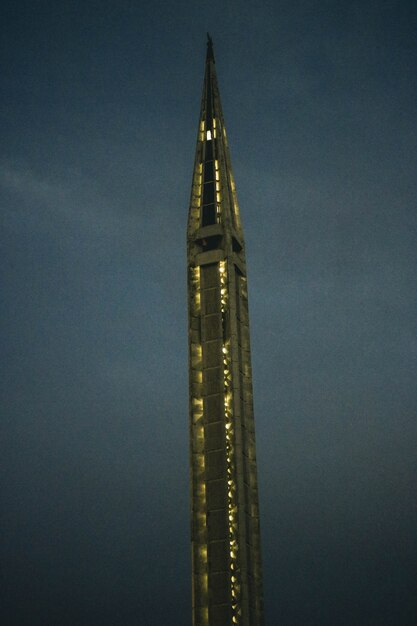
[187,37,264,626]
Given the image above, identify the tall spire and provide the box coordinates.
[187,39,264,626]
[188,36,243,247]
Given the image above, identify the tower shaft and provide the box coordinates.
[188,38,264,626]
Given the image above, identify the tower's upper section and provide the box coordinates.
[187,36,245,263]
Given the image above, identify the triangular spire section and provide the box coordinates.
[187,37,243,251]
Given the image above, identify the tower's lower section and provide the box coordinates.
[189,256,264,626]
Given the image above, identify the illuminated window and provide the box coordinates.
[206,129,212,141]
[199,120,205,142]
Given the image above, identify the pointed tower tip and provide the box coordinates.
[206,32,215,63]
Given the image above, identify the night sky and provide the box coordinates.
[1,1,416,625]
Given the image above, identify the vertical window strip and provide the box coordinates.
[219,261,241,624]
[215,160,221,220]
[190,266,208,625]
[199,120,205,142]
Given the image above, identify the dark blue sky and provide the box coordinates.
[1,1,416,625]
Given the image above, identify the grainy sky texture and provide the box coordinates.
[1,1,416,625]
